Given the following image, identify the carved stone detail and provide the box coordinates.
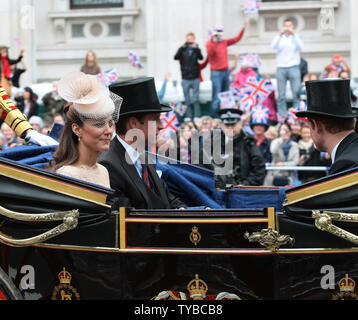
[320,5,335,34]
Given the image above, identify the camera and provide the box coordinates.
[186,41,193,46]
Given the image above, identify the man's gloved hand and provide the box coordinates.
[24,129,59,146]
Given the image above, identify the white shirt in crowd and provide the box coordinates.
[271,34,304,68]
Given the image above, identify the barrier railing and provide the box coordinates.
[265,165,329,172]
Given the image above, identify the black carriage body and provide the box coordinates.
[0,158,358,300]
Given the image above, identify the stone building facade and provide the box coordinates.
[1,0,357,87]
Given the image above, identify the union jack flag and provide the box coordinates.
[230,86,241,104]
[286,108,298,125]
[239,53,262,69]
[218,90,237,110]
[231,86,240,97]
[251,105,269,125]
[287,101,308,123]
[297,100,307,112]
[277,113,285,124]
[14,38,21,46]
[160,110,179,140]
[242,0,261,15]
[170,101,187,117]
[180,143,190,164]
[128,51,143,69]
[239,93,255,112]
[207,29,213,40]
[242,76,274,105]
[96,68,118,87]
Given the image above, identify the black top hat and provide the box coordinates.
[109,77,172,119]
[219,109,243,125]
[296,79,356,118]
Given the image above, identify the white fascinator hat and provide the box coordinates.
[58,71,122,122]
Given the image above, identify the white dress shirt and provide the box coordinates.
[331,137,345,164]
[117,135,143,178]
[271,33,304,68]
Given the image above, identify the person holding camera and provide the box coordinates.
[174,32,203,123]
[271,18,304,119]
[206,19,248,118]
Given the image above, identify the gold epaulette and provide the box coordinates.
[0,86,32,138]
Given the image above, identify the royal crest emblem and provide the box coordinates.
[189,225,201,246]
[152,274,241,300]
[332,274,358,300]
[51,268,80,300]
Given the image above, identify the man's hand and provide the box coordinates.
[24,129,59,146]
[243,17,249,28]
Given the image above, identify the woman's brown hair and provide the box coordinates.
[83,50,99,68]
[49,103,83,171]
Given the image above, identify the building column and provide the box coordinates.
[351,0,358,80]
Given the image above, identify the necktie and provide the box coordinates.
[141,163,150,188]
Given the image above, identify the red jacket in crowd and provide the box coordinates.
[205,28,246,71]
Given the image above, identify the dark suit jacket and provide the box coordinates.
[329,132,358,175]
[15,96,39,120]
[99,138,187,209]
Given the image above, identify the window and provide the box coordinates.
[70,0,124,9]
[71,23,85,37]
[108,23,121,36]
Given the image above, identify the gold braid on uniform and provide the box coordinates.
[0,85,32,138]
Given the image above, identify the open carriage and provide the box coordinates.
[0,149,358,300]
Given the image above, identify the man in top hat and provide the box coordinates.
[250,105,272,164]
[98,77,187,209]
[215,106,266,186]
[296,79,358,175]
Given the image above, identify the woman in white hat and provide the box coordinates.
[50,71,122,188]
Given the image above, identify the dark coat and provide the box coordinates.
[11,67,26,88]
[233,131,266,186]
[329,132,358,175]
[98,138,187,209]
[256,137,272,164]
[298,147,331,182]
[42,91,67,116]
[215,130,266,186]
[15,96,39,120]
[174,45,203,79]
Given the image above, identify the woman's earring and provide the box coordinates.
[78,136,81,142]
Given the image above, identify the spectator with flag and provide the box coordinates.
[1,46,25,97]
[174,32,203,123]
[206,18,248,118]
[239,75,274,114]
[271,18,304,119]
[320,54,350,79]
[232,53,260,90]
[250,105,272,164]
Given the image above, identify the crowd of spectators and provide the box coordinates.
[165,17,357,187]
[1,18,357,189]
